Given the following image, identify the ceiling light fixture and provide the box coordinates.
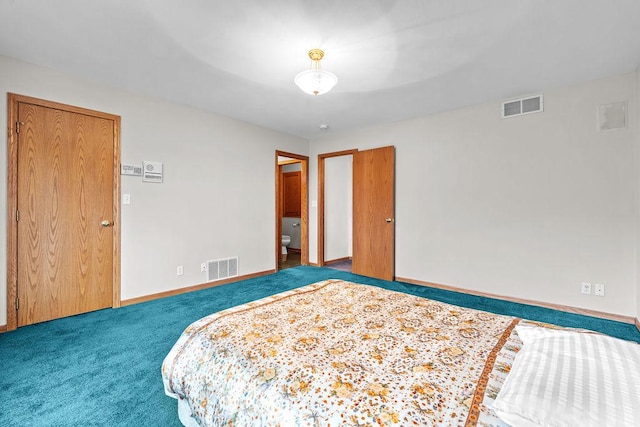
[294,48,338,96]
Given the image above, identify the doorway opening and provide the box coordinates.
[318,149,357,273]
[319,146,396,280]
[275,151,309,271]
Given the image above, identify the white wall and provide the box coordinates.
[636,68,640,323]
[2,55,638,324]
[310,72,637,317]
[324,155,352,261]
[0,55,307,325]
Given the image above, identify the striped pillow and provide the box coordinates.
[492,324,640,427]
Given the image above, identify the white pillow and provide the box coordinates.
[492,324,640,427]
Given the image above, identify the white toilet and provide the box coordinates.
[281,235,291,261]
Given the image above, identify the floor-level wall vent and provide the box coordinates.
[207,257,238,282]
[502,94,543,118]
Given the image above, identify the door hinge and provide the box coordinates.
[15,210,19,222]
[16,121,24,134]
[15,297,19,311]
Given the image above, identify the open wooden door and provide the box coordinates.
[352,146,395,280]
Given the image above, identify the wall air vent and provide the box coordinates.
[207,257,239,282]
[502,94,543,118]
[598,101,626,131]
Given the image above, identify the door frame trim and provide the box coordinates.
[6,93,121,331]
[317,149,358,267]
[275,151,309,269]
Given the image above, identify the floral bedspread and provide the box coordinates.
[162,279,528,426]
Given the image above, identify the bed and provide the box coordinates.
[162,279,640,427]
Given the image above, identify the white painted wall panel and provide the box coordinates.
[310,73,637,317]
[636,69,640,322]
[0,55,307,325]
[324,155,352,261]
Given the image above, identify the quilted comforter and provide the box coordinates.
[162,279,530,426]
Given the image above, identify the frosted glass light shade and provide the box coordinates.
[294,69,338,96]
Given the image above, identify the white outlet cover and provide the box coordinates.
[581,282,592,295]
[594,284,605,296]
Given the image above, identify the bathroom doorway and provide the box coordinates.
[275,151,309,271]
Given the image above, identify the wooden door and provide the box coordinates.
[282,171,301,217]
[15,100,116,326]
[352,146,395,280]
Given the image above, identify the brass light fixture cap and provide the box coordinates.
[308,48,325,61]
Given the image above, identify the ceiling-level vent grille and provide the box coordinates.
[502,94,543,118]
[207,257,238,282]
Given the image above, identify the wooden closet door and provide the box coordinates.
[17,102,115,326]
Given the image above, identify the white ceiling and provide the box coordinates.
[1,0,639,139]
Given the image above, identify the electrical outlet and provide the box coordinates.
[201,262,207,272]
[594,283,605,296]
[177,265,184,276]
[581,282,591,295]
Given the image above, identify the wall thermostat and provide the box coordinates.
[121,163,142,176]
[142,161,163,183]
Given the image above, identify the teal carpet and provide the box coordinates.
[1,266,639,426]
